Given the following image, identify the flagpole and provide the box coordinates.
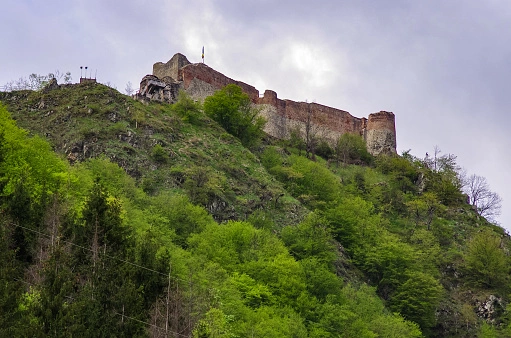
[202,46,204,64]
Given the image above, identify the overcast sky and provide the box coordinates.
[2,0,510,231]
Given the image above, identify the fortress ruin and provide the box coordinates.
[137,53,396,155]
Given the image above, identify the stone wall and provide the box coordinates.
[139,53,397,155]
[153,53,191,81]
[181,63,260,102]
[257,90,367,148]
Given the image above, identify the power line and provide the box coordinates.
[8,225,364,336]
[11,223,191,283]
[113,311,190,338]
[12,277,190,338]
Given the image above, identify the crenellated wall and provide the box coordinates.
[139,53,397,155]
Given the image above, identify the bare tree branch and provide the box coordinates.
[464,174,502,221]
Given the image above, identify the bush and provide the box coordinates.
[270,155,340,208]
[260,147,282,170]
[335,133,373,165]
[171,91,202,125]
[151,144,169,164]
[315,140,334,159]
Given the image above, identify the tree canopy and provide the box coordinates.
[204,84,265,147]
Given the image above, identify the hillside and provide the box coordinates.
[1,82,510,337]
[0,83,306,224]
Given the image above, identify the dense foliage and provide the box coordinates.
[1,83,510,337]
[204,84,265,148]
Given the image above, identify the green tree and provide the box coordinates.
[271,155,340,208]
[0,104,68,263]
[315,140,334,160]
[335,133,373,166]
[376,154,419,194]
[281,212,337,265]
[288,126,305,155]
[323,196,379,256]
[204,84,265,147]
[363,233,417,298]
[260,146,283,171]
[151,144,170,164]
[463,229,508,288]
[151,192,214,247]
[0,222,25,337]
[406,192,441,230]
[300,258,342,300]
[409,228,441,275]
[189,221,306,307]
[65,181,146,337]
[389,272,443,330]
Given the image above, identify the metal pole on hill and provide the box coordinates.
[202,46,204,64]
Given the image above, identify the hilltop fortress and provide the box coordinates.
[137,53,396,155]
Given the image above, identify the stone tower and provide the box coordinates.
[364,111,396,155]
[152,53,191,81]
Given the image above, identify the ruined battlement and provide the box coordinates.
[153,53,190,81]
[138,53,397,155]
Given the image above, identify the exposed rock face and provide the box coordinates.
[137,53,397,155]
[476,295,504,323]
[137,75,181,103]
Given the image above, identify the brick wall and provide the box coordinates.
[181,63,260,102]
[146,53,397,155]
[257,90,366,144]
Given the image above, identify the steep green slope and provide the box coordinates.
[259,145,511,337]
[0,83,305,225]
[0,97,423,337]
[1,82,511,337]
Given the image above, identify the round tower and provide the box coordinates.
[365,111,396,155]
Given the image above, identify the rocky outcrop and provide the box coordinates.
[137,53,397,155]
[136,75,181,103]
[475,295,504,323]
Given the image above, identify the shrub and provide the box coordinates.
[151,144,169,164]
[171,91,202,125]
[335,133,373,165]
[315,140,334,159]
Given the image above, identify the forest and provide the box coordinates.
[0,82,510,337]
